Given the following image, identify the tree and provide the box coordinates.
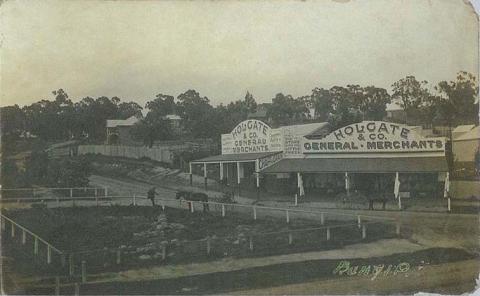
[359,86,391,120]
[73,96,124,141]
[117,100,143,119]
[130,115,173,147]
[310,87,333,121]
[435,71,478,125]
[243,91,257,113]
[1,105,26,155]
[391,76,429,124]
[145,94,176,117]
[268,93,309,126]
[176,90,215,138]
[327,86,363,129]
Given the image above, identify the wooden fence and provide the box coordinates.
[78,145,173,164]
[2,193,403,294]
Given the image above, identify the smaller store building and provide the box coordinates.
[190,120,449,201]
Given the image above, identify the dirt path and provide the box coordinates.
[87,238,425,284]
[230,259,480,295]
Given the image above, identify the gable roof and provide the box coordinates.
[279,122,330,139]
[454,126,480,141]
[452,124,475,134]
[164,114,181,120]
[106,116,140,128]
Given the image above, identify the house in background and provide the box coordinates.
[385,101,405,123]
[452,125,479,163]
[247,104,271,123]
[106,116,140,145]
[163,114,183,135]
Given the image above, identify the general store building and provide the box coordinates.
[190,120,449,201]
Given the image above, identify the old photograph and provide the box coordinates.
[0,0,479,294]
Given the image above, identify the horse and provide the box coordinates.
[176,191,209,212]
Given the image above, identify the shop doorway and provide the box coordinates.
[353,173,395,199]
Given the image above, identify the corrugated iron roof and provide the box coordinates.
[260,157,448,173]
[454,126,480,141]
[191,151,281,163]
[106,116,140,128]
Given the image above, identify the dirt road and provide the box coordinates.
[89,174,479,252]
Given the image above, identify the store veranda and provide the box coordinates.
[190,120,449,203]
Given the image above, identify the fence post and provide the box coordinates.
[34,236,38,255]
[362,224,367,239]
[55,276,60,295]
[221,204,225,217]
[22,229,26,244]
[206,237,211,255]
[294,194,298,206]
[396,222,401,236]
[47,246,52,264]
[320,213,325,225]
[11,223,15,237]
[447,198,451,212]
[81,260,87,283]
[253,207,257,220]
[357,215,361,228]
[133,194,136,206]
[326,227,331,241]
[285,210,290,224]
[74,283,80,296]
[32,188,36,198]
[190,201,194,213]
[70,188,73,198]
[116,250,121,264]
[249,236,254,251]
[288,233,293,245]
[69,254,74,276]
[95,188,98,198]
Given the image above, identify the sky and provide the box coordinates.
[0,0,478,107]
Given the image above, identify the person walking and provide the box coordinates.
[147,187,156,206]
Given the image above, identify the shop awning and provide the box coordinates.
[191,151,281,163]
[260,157,448,173]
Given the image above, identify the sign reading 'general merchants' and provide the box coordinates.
[222,120,271,154]
[302,121,446,155]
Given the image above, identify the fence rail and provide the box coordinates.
[0,190,398,223]
[1,214,63,254]
[2,192,403,293]
[1,187,109,202]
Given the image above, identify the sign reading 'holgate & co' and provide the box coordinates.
[302,121,445,154]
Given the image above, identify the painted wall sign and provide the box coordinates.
[270,128,284,152]
[303,121,445,154]
[222,120,271,154]
[258,152,283,171]
[221,134,234,154]
[283,126,303,155]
